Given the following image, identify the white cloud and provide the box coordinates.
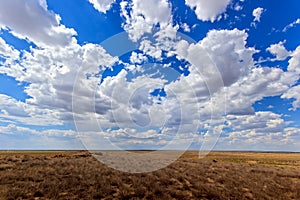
[129,51,147,64]
[233,3,243,11]
[0,0,76,47]
[120,0,172,41]
[211,111,300,151]
[94,69,169,129]
[181,23,191,32]
[284,127,300,142]
[287,44,300,74]
[0,124,77,137]
[210,42,300,117]
[0,94,63,126]
[281,85,300,111]
[0,40,119,127]
[0,124,84,149]
[270,45,300,111]
[185,0,231,22]
[267,105,274,109]
[170,29,300,121]
[88,0,115,13]
[0,36,20,63]
[251,7,265,28]
[157,29,258,134]
[139,39,162,59]
[175,29,256,90]
[137,23,179,60]
[1,23,299,151]
[0,0,299,152]
[221,66,297,115]
[219,130,294,151]
[227,112,287,133]
[252,7,264,22]
[283,18,300,32]
[0,123,196,150]
[267,41,291,61]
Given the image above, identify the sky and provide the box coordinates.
[0,0,300,151]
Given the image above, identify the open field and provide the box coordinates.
[0,151,299,199]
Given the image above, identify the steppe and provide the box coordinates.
[0,151,299,199]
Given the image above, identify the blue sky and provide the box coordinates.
[0,0,300,151]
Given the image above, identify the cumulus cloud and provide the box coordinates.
[219,65,298,115]
[140,24,179,59]
[185,0,231,22]
[0,124,83,149]
[211,111,300,151]
[129,51,147,64]
[0,0,76,47]
[267,41,291,61]
[219,129,294,151]
[94,69,169,129]
[0,124,77,137]
[88,0,115,13]
[281,85,300,111]
[2,23,300,150]
[227,112,287,133]
[198,29,256,86]
[148,29,258,137]
[0,94,63,126]
[0,39,119,127]
[120,0,172,41]
[174,29,256,93]
[0,123,192,150]
[287,45,300,74]
[169,29,300,123]
[0,0,300,151]
[0,37,20,63]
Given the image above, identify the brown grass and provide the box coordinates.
[0,151,299,199]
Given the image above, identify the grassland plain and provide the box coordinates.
[0,151,299,199]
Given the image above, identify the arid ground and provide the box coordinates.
[0,151,299,199]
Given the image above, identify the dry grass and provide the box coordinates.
[0,151,299,199]
[190,151,300,168]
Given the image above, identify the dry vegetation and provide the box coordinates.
[0,151,300,199]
